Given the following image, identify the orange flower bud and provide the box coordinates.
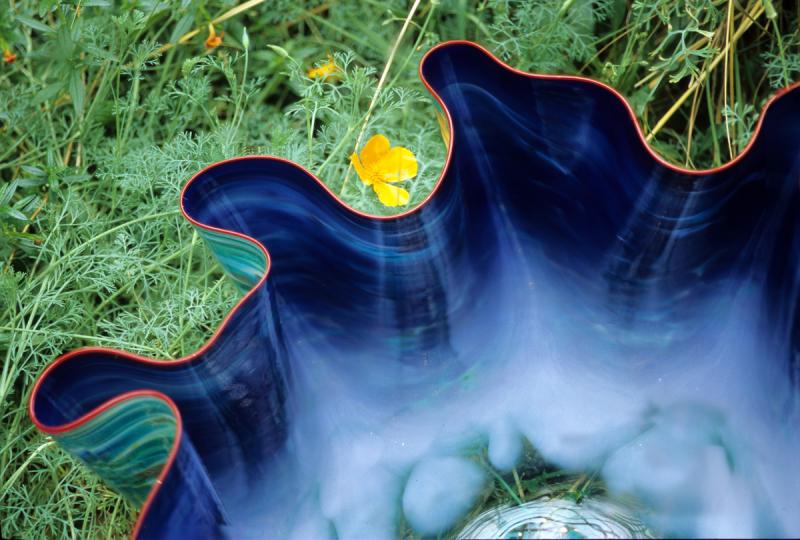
[205,24,223,49]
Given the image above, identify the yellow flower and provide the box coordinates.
[205,24,223,49]
[350,134,418,207]
[307,53,340,80]
[3,49,16,64]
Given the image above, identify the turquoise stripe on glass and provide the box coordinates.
[195,227,267,292]
[53,396,177,506]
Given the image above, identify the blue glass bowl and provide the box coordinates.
[30,41,800,539]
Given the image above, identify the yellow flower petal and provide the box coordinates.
[359,134,391,167]
[349,153,374,185]
[372,146,418,183]
[435,109,450,148]
[373,181,410,207]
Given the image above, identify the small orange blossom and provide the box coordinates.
[350,134,418,207]
[3,49,16,64]
[205,24,223,49]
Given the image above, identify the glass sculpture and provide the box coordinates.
[30,41,800,539]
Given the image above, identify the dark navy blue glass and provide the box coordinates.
[30,42,800,539]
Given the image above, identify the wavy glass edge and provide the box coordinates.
[27,40,800,539]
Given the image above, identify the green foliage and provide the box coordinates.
[763,31,800,90]
[0,0,797,537]
[489,0,616,72]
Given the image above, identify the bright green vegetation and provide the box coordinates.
[1,1,798,537]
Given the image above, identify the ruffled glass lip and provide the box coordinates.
[28,40,800,539]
